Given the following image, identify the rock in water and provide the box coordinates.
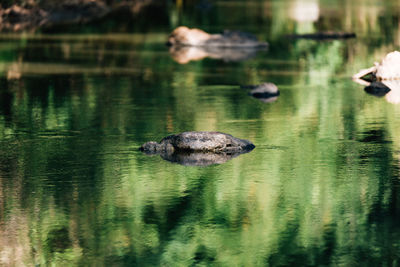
[140,131,255,153]
[375,51,400,80]
[140,132,255,166]
[241,82,280,103]
[353,51,400,81]
[353,51,400,104]
[167,26,268,48]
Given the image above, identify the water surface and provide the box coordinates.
[1,0,400,266]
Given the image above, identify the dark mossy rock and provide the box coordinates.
[140,131,255,153]
[140,131,255,166]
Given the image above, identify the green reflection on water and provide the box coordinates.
[1,0,400,266]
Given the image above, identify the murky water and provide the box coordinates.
[1,0,400,266]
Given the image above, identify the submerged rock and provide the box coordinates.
[140,131,255,166]
[167,26,268,48]
[353,51,400,81]
[241,83,280,103]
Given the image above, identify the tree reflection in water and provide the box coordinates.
[0,0,400,266]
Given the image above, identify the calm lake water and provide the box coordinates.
[1,0,400,266]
